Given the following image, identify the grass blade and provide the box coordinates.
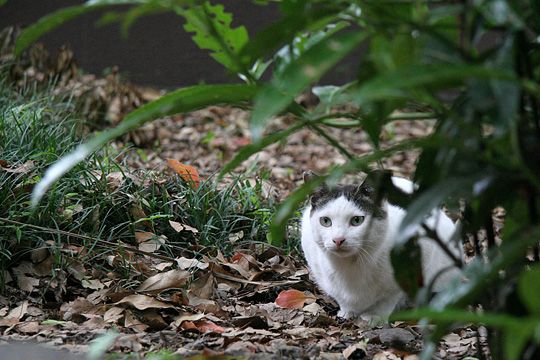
[31,84,256,207]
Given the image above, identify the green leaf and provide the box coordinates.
[504,327,533,360]
[239,6,342,65]
[88,330,120,360]
[391,237,423,298]
[397,176,479,245]
[396,307,537,360]
[518,264,540,315]
[14,1,142,55]
[180,2,248,73]
[41,319,68,326]
[250,30,366,140]
[31,84,256,206]
[349,64,518,106]
[431,226,540,310]
[393,307,534,328]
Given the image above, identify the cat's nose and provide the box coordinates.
[333,237,346,247]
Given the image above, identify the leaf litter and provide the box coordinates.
[1,243,486,359]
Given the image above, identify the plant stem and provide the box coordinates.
[0,217,174,262]
[421,223,463,268]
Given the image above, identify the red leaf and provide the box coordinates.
[231,252,246,263]
[166,159,200,188]
[194,320,225,333]
[275,289,311,309]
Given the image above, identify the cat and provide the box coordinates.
[300,173,462,323]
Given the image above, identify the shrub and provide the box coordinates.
[11,0,540,358]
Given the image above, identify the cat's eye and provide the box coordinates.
[319,216,332,227]
[350,216,365,226]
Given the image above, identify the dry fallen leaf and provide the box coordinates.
[169,220,199,234]
[16,275,40,293]
[135,231,167,253]
[0,160,35,173]
[192,320,225,334]
[115,294,174,310]
[166,159,200,188]
[137,269,190,292]
[0,301,29,327]
[275,289,314,309]
[104,306,125,323]
[176,257,208,270]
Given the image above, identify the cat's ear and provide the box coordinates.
[303,170,318,183]
[303,171,329,191]
[303,171,329,206]
[356,170,393,200]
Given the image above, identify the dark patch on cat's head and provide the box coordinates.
[307,178,387,219]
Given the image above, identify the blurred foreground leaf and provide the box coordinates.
[31,84,256,206]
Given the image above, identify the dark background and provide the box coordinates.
[1,1,360,89]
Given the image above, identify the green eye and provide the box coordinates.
[350,216,365,226]
[319,216,332,227]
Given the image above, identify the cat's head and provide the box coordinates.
[304,172,387,258]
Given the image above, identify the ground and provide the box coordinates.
[0,38,489,359]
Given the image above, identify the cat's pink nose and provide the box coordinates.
[333,237,346,247]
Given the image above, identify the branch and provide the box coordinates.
[421,223,463,268]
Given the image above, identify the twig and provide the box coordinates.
[212,271,301,288]
[421,223,463,268]
[0,217,174,262]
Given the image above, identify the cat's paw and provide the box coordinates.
[337,309,358,319]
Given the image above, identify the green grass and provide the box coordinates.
[0,72,278,291]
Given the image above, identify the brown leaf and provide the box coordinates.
[176,257,208,270]
[16,321,40,334]
[81,278,105,290]
[104,306,125,324]
[140,309,168,330]
[189,272,215,299]
[135,231,167,253]
[16,275,40,292]
[343,343,367,359]
[0,160,34,173]
[166,159,200,188]
[0,301,29,326]
[275,289,313,309]
[169,220,184,232]
[169,220,199,234]
[171,313,205,329]
[137,269,190,292]
[193,320,225,334]
[115,294,174,310]
[124,309,148,332]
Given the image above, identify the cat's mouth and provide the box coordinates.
[326,246,355,257]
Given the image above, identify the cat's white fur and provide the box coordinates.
[301,176,461,322]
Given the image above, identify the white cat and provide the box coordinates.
[301,175,461,322]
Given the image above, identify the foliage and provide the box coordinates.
[12,0,540,358]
